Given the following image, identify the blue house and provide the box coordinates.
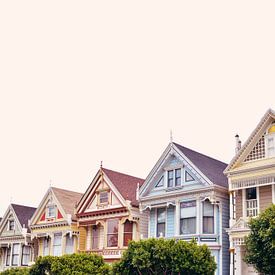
[139,142,229,275]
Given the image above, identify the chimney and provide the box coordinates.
[235,134,242,154]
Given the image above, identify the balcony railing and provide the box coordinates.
[246,199,258,217]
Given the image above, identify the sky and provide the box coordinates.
[0,1,275,216]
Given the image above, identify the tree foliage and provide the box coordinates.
[112,238,216,275]
[0,267,29,275]
[28,253,110,275]
[244,204,275,275]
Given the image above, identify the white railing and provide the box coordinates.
[231,175,275,190]
[246,199,258,217]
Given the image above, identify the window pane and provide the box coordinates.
[203,201,214,216]
[100,192,108,204]
[168,170,174,187]
[92,226,99,249]
[246,188,257,200]
[6,248,11,266]
[175,169,181,186]
[157,223,165,237]
[65,236,74,254]
[203,217,214,234]
[53,233,62,256]
[12,244,20,266]
[157,208,166,223]
[107,234,118,247]
[180,217,196,234]
[108,219,118,234]
[156,176,164,187]
[180,201,196,218]
[9,220,15,230]
[48,206,55,217]
[123,221,133,246]
[43,238,50,256]
[22,246,30,266]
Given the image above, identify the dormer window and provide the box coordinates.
[8,220,15,231]
[167,169,182,188]
[99,191,108,204]
[47,205,56,218]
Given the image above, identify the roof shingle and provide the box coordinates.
[102,168,144,207]
[173,142,228,188]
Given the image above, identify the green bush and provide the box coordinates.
[28,253,110,275]
[1,267,29,275]
[244,204,275,275]
[112,238,217,275]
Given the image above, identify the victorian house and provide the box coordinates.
[139,142,230,275]
[76,167,147,262]
[225,109,275,275]
[0,204,36,271]
[29,187,83,258]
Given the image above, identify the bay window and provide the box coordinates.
[180,201,196,234]
[12,243,20,266]
[21,245,31,266]
[157,208,166,237]
[123,220,133,246]
[107,219,119,247]
[53,233,62,256]
[203,201,214,234]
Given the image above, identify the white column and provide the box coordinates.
[272,184,275,204]
[86,226,91,251]
[175,200,180,236]
[235,246,242,275]
[242,189,246,218]
[229,191,233,227]
[196,198,200,237]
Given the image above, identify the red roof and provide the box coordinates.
[102,168,144,207]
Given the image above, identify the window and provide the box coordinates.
[92,226,99,249]
[175,169,181,186]
[123,220,133,246]
[167,171,174,187]
[267,136,275,157]
[246,187,258,217]
[65,235,74,254]
[180,201,196,234]
[107,219,119,247]
[99,192,108,204]
[53,233,62,256]
[21,245,31,266]
[9,220,15,231]
[157,208,166,237]
[155,176,164,188]
[12,243,20,266]
[43,238,50,256]
[203,201,214,234]
[185,171,195,182]
[6,247,11,266]
[47,205,56,218]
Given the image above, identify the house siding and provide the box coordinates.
[259,185,273,212]
[166,206,175,237]
[222,195,230,275]
[235,189,243,220]
[149,209,156,238]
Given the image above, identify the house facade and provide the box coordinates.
[225,109,275,275]
[76,167,148,262]
[29,187,83,258]
[139,142,230,275]
[0,204,36,271]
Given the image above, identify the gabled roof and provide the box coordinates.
[102,168,145,206]
[173,142,228,188]
[11,204,36,232]
[224,108,275,174]
[51,187,82,219]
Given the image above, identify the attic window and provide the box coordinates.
[99,191,108,204]
[8,220,15,231]
[185,171,195,182]
[47,205,56,218]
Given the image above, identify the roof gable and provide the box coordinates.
[77,167,144,214]
[140,142,228,198]
[224,109,275,174]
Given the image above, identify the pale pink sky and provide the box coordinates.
[0,1,275,216]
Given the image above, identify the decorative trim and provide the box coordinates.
[231,175,275,190]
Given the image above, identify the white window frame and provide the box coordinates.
[202,200,215,234]
[53,233,62,256]
[21,245,31,266]
[243,187,259,218]
[99,191,108,204]
[265,132,275,158]
[156,208,166,237]
[65,234,74,254]
[46,205,56,219]
[43,237,50,256]
[179,200,197,235]
[8,219,15,231]
[5,247,11,266]
[11,243,20,266]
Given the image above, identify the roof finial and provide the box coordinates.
[170,129,173,143]
[49,179,52,187]
[100,161,103,168]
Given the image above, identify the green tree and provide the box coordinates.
[244,204,275,275]
[28,253,110,275]
[112,238,216,275]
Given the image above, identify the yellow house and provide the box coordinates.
[76,167,148,263]
[224,109,275,275]
[30,187,83,258]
